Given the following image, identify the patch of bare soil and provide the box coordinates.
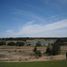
[0,46,66,62]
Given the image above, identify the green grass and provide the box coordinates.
[0,60,67,67]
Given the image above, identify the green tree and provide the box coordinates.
[33,46,42,57]
[45,40,60,56]
[27,44,31,46]
[36,41,41,47]
[16,42,25,46]
[7,42,16,46]
[45,44,52,56]
[0,41,6,46]
[51,44,60,55]
[35,50,42,57]
[33,46,37,52]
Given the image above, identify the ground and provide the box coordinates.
[0,46,66,61]
[0,60,67,67]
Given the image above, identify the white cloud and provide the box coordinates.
[16,19,67,37]
[5,19,67,37]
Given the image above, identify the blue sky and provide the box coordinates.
[0,0,67,37]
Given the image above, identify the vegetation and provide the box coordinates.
[35,50,42,57]
[0,41,6,46]
[7,42,16,46]
[33,46,42,57]
[27,44,31,46]
[36,41,41,46]
[33,46,37,52]
[45,43,60,56]
[16,42,25,46]
[0,61,67,67]
[51,44,60,55]
[45,45,52,55]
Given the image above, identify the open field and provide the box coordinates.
[0,46,67,61]
[0,60,67,67]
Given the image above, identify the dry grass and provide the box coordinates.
[0,46,67,62]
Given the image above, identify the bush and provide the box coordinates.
[36,41,41,47]
[7,42,16,46]
[16,42,25,46]
[45,43,60,56]
[27,44,31,46]
[35,50,42,57]
[45,46,52,56]
[33,46,37,52]
[51,44,60,55]
[0,41,6,46]
[33,46,42,57]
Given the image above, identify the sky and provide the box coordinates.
[0,0,67,38]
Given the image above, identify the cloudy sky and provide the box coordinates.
[0,0,67,37]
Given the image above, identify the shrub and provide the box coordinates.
[45,43,60,56]
[36,41,41,47]
[0,41,6,46]
[45,46,52,56]
[27,44,31,46]
[33,46,42,57]
[7,42,16,46]
[51,44,60,55]
[33,46,37,52]
[16,42,25,46]
[35,50,42,57]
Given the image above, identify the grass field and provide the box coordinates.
[0,60,67,67]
